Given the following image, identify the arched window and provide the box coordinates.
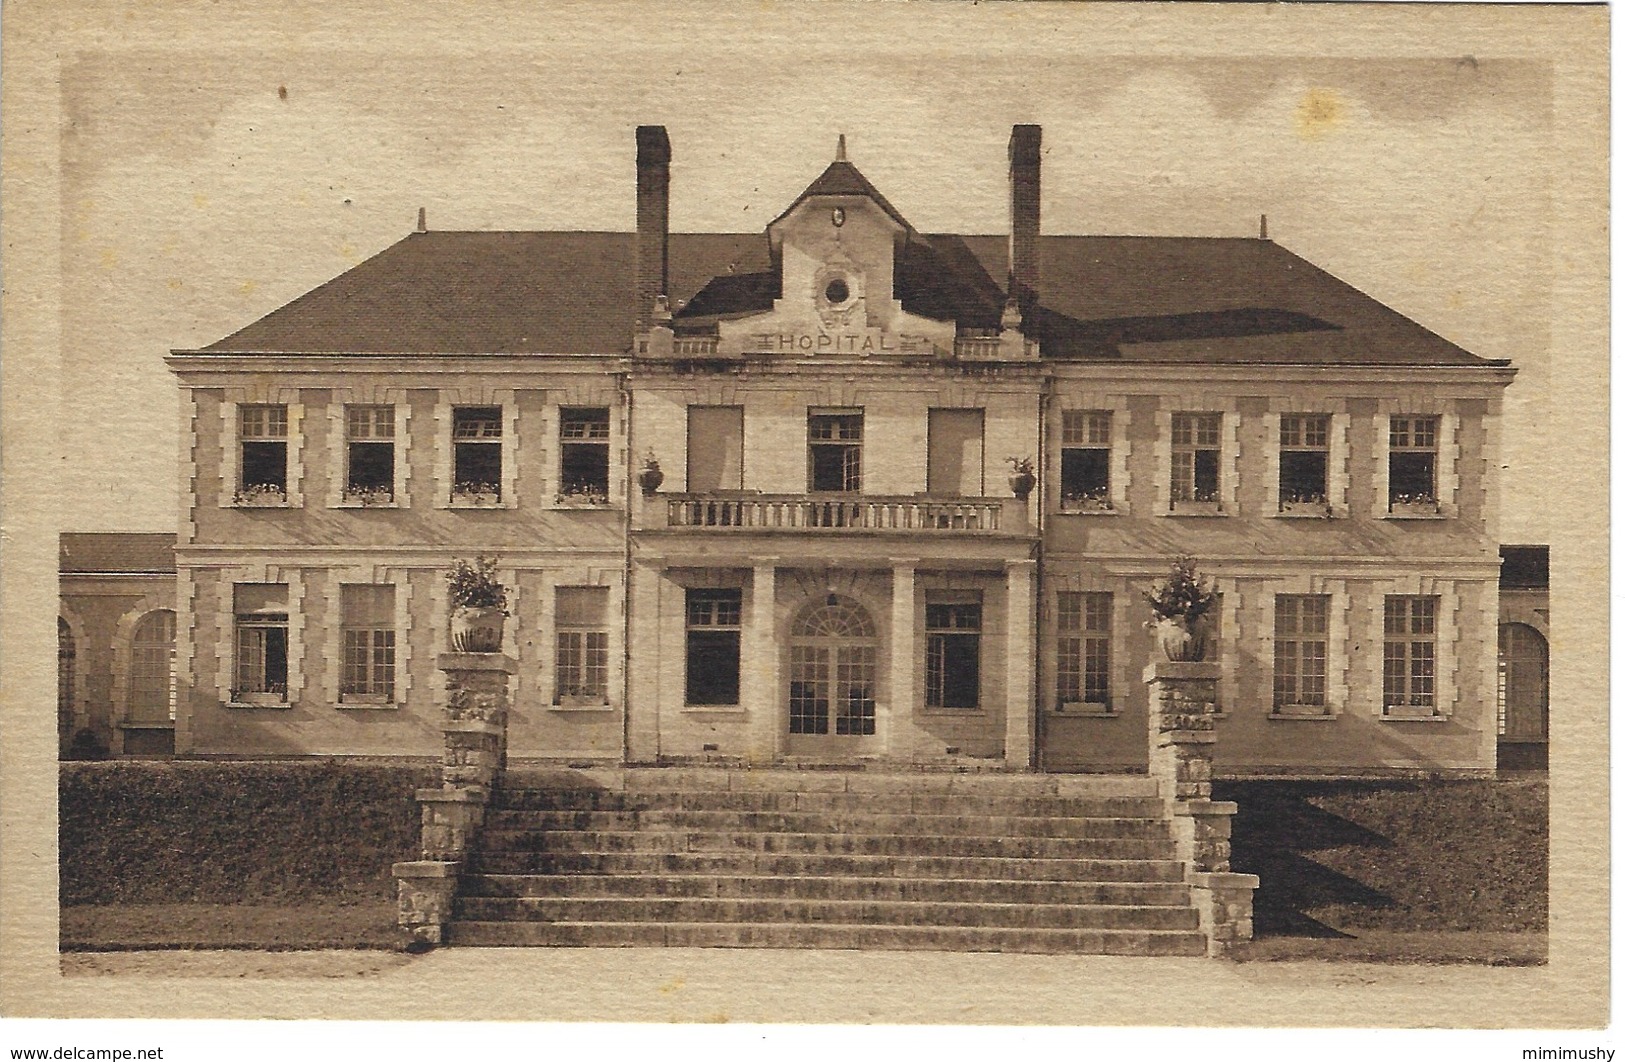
[789,597,877,737]
[58,617,77,747]
[128,610,177,724]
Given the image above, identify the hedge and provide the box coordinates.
[60,761,435,906]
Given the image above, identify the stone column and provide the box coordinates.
[888,562,917,762]
[392,652,515,948]
[1143,658,1258,957]
[1003,559,1037,769]
[743,560,779,762]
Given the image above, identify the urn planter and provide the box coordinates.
[1151,615,1211,662]
[637,463,665,497]
[450,605,506,653]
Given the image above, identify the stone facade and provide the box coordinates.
[161,124,1517,776]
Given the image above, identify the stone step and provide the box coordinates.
[500,767,1157,798]
[480,809,1171,840]
[492,789,1168,818]
[446,919,1209,956]
[453,896,1201,931]
[475,829,1174,860]
[464,850,1187,882]
[459,872,1193,906]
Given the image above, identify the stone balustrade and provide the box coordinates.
[657,494,1026,533]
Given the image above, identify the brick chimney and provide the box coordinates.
[1007,124,1041,325]
[635,125,671,335]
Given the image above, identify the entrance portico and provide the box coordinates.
[626,542,1038,767]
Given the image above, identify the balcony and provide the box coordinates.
[649,494,1029,534]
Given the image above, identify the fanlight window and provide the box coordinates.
[792,599,876,640]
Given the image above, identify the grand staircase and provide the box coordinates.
[447,767,1208,956]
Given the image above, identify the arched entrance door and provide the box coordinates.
[1498,622,1549,747]
[786,596,880,758]
[128,610,177,725]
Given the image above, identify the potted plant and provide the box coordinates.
[637,452,665,497]
[446,556,509,653]
[1007,455,1036,500]
[1142,555,1218,662]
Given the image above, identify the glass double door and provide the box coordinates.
[784,597,880,757]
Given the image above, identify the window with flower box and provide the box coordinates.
[1056,591,1111,711]
[236,404,289,504]
[1273,594,1330,715]
[233,584,288,704]
[1278,414,1331,515]
[559,408,611,503]
[1170,412,1222,512]
[344,405,395,504]
[555,586,610,705]
[452,407,503,503]
[1060,412,1112,511]
[1383,595,1437,715]
[340,584,395,704]
[1388,416,1440,515]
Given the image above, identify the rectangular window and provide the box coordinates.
[687,406,745,492]
[452,407,503,500]
[340,584,395,702]
[925,601,982,709]
[233,584,288,703]
[1383,596,1437,712]
[1061,411,1112,511]
[927,409,985,497]
[555,586,610,704]
[560,407,611,502]
[1273,595,1330,712]
[238,404,288,500]
[685,589,741,705]
[808,411,863,493]
[1388,416,1439,511]
[1279,414,1330,510]
[1056,592,1111,708]
[1170,412,1221,508]
[345,405,395,501]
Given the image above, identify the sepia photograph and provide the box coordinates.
[1,0,1608,1050]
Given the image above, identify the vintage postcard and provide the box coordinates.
[0,0,1608,1048]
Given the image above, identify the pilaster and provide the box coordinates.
[1003,559,1036,768]
[888,562,917,762]
[743,561,779,762]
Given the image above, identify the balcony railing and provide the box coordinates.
[657,494,1025,533]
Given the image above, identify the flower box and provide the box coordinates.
[232,484,289,507]
[1278,496,1332,517]
[1387,495,1440,517]
[1169,497,1222,516]
[1061,493,1114,513]
[451,483,502,507]
[341,486,395,507]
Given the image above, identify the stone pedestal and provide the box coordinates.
[393,860,460,946]
[1144,658,1257,957]
[393,652,516,947]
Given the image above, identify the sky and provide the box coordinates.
[56,5,1563,543]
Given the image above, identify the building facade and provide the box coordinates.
[164,125,1517,774]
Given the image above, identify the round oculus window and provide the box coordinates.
[824,278,850,305]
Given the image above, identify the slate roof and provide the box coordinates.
[187,229,1502,367]
[60,533,177,574]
